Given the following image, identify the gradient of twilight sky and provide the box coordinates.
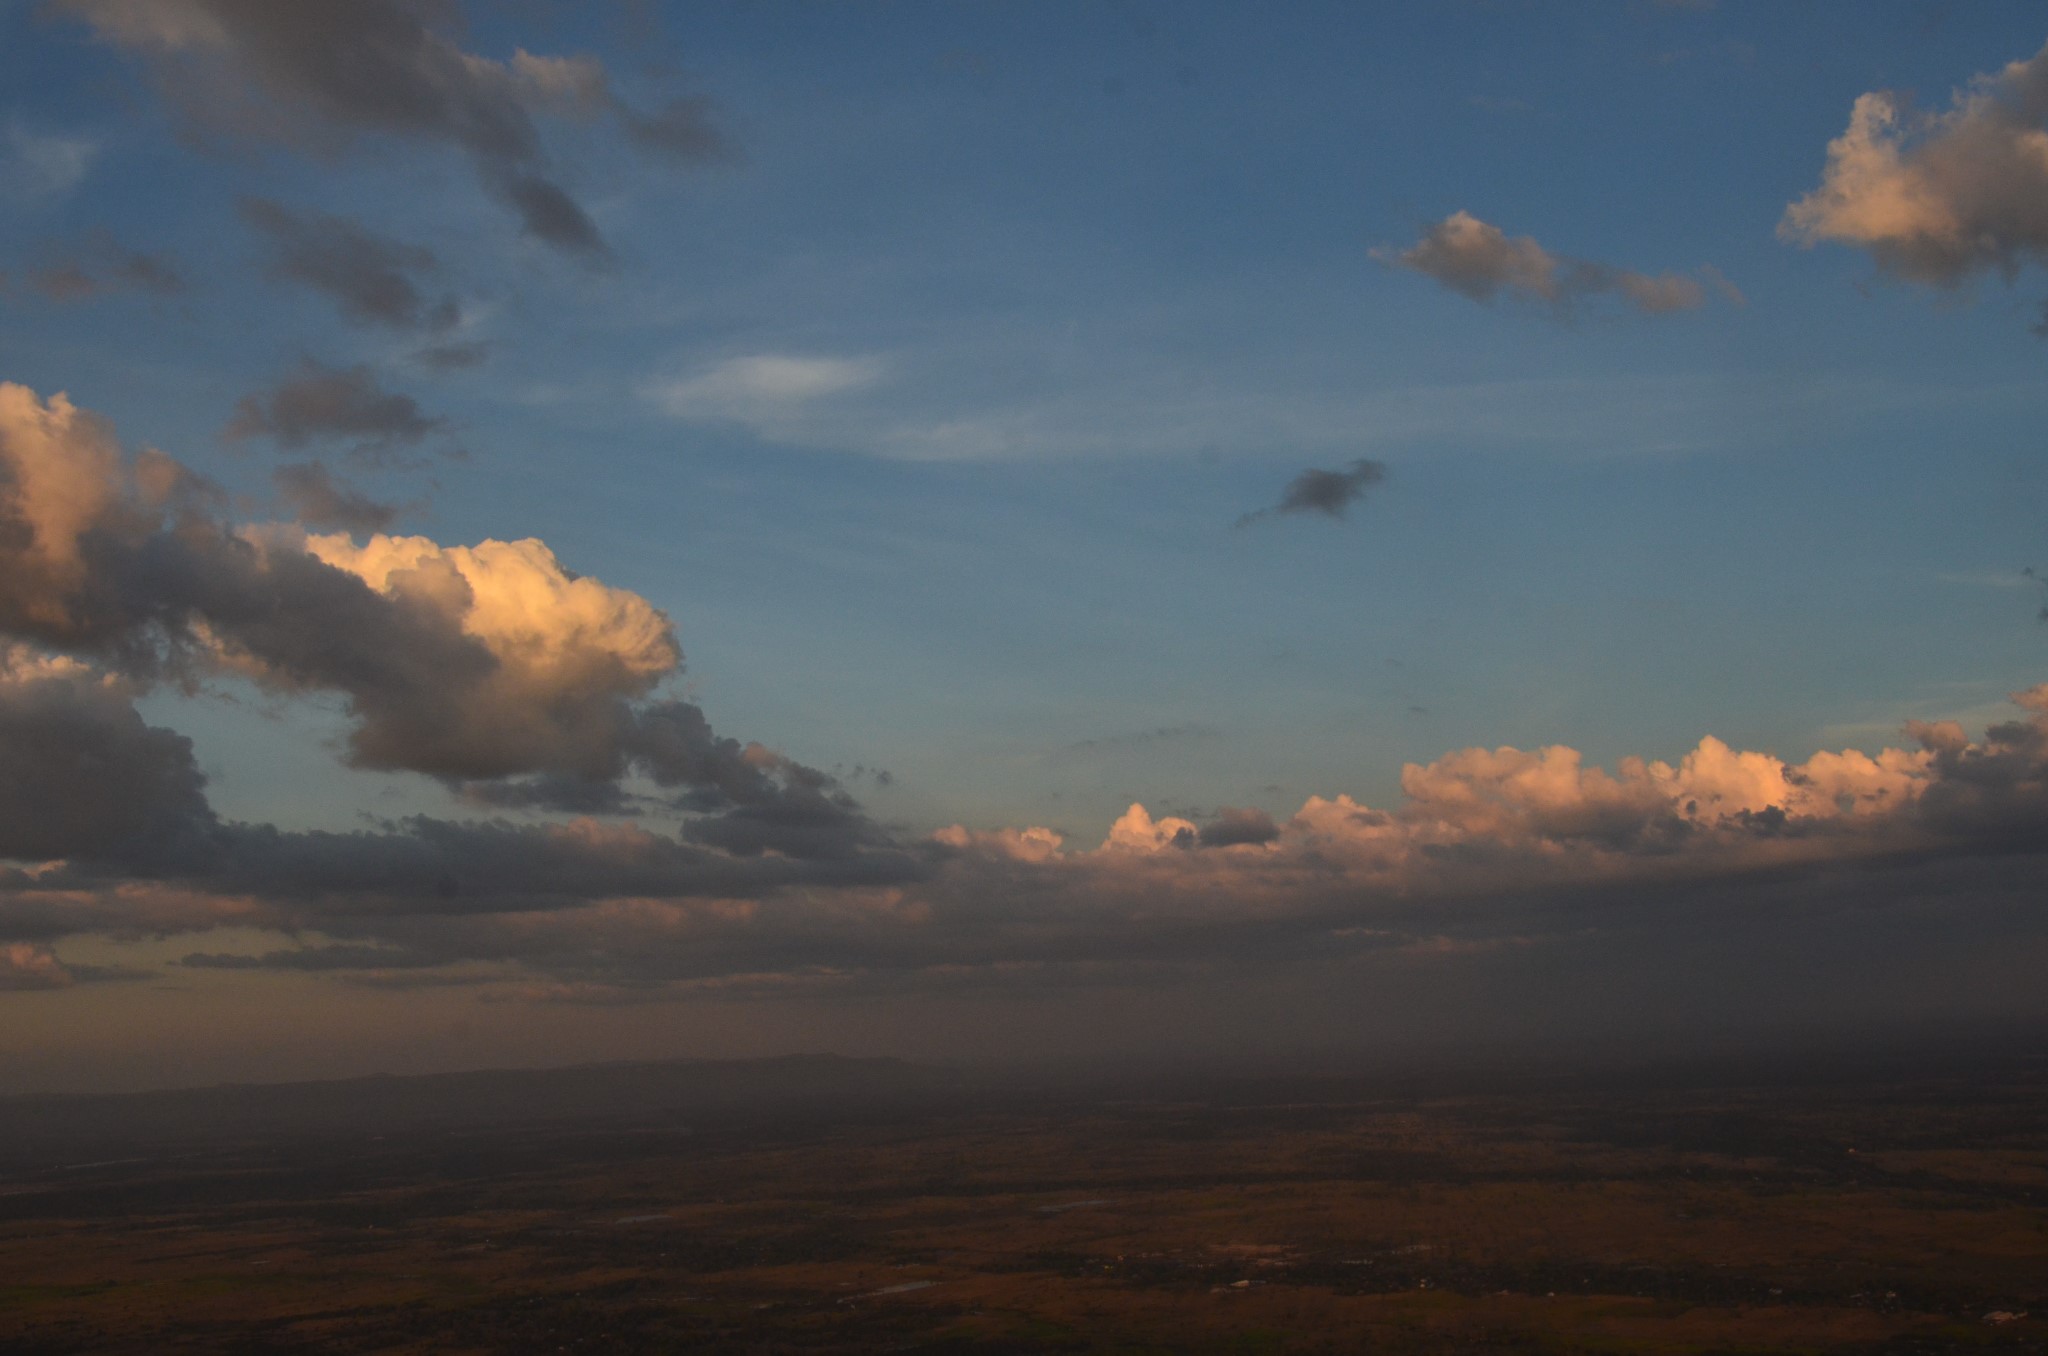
[2,1,2046,1092]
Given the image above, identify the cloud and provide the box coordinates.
[1197,807,1280,848]
[238,198,458,333]
[0,122,97,202]
[1377,212,1713,316]
[413,339,491,372]
[271,461,401,534]
[6,382,2048,1006]
[0,383,785,797]
[645,354,887,421]
[1236,458,1385,527]
[224,360,443,459]
[54,0,728,256]
[1781,41,2048,317]
[7,230,185,303]
[0,942,74,990]
[0,646,216,868]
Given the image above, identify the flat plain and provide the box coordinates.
[1,1050,2043,1353]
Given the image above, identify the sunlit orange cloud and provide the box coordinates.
[3,381,2046,995]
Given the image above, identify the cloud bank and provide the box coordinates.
[1,382,2043,1010]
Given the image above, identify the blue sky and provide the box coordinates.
[3,1,2047,1088]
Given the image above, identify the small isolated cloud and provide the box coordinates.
[1377,211,1714,316]
[0,122,97,202]
[272,461,401,535]
[0,942,73,990]
[645,354,886,420]
[1237,458,1386,527]
[8,230,184,303]
[1781,40,2048,316]
[239,197,458,333]
[54,0,728,257]
[225,360,443,461]
[1197,807,1280,848]
[413,340,492,372]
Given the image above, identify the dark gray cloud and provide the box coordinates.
[271,461,401,534]
[224,360,443,459]
[57,0,727,257]
[493,170,607,257]
[0,657,217,868]
[7,230,185,303]
[1236,458,1385,527]
[239,197,458,332]
[623,95,730,162]
[1198,807,1281,848]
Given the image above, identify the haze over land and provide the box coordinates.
[2,1,2047,1092]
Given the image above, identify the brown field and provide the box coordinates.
[1,1052,2044,1353]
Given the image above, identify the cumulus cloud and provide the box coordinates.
[239,198,458,333]
[54,0,728,256]
[224,360,443,459]
[0,382,864,849]
[1782,41,2048,293]
[1378,212,1714,316]
[5,383,2047,1004]
[1236,458,1385,527]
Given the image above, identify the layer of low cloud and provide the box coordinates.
[1379,212,1718,316]
[55,0,729,256]
[2,382,2045,1010]
[1236,458,1385,527]
[239,197,458,333]
[1782,40,2048,292]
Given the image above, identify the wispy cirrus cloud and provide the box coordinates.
[643,353,887,422]
[54,0,730,257]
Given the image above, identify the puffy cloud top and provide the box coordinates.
[1782,42,2048,286]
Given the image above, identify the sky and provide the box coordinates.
[2,0,2047,1093]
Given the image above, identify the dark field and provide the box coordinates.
[2,1050,2045,1354]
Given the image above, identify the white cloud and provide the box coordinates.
[1,122,98,203]
[644,354,886,421]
